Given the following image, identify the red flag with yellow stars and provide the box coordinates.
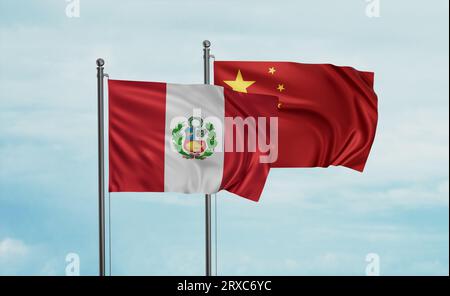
[214,61,378,172]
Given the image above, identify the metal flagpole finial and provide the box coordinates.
[96,58,105,67]
[203,40,211,48]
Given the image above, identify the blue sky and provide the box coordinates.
[0,0,448,275]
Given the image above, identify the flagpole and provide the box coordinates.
[203,40,212,276]
[96,58,106,276]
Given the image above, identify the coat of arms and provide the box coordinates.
[171,116,217,159]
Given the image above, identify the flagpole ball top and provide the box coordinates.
[96,58,105,67]
[203,40,211,48]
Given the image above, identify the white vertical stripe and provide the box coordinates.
[164,84,224,194]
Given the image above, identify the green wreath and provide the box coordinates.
[171,118,217,160]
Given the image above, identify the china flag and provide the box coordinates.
[214,61,378,172]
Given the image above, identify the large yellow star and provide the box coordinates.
[223,70,255,93]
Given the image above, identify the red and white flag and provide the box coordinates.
[108,79,278,201]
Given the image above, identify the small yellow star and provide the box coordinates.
[268,67,276,75]
[277,84,285,92]
[223,70,255,93]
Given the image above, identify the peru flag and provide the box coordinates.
[214,61,378,172]
[108,79,278,201]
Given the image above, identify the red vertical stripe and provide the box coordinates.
[221,89,278,201]
[108,80,166,192]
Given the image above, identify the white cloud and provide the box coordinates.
[0,237,28,260]
[0,0,448,276]
[0,237,65,275]
[0,237,30,275]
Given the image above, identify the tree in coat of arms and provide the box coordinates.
[172,116,217,160]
